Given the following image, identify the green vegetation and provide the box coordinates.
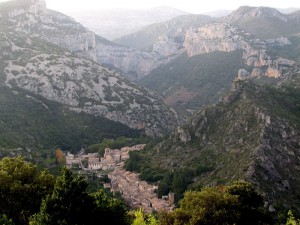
[86,136,151,156]
[0,85,140,152]
[30,169,128,225]
[287,210,300,225]
[140,51,245,116]
[0,215,14,225]
[130,209,158,225]
[268,36,300,61]
[126,79,300,209]
[159,181,271,225]
[0,157,55,224]
[228,7,300,39]
[0,157,128,225]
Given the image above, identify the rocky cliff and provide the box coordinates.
[4,1,296,82]
[183,23,295,79]
[135,74,300,208]
[0,0,178,136]
[0,0,183,80]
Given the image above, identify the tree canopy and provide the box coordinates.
[0,157,55,224]
[159,181,272,225]
[30,168,128,225]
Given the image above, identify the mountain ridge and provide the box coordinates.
[127,72,300,208]
[0,0,178,136]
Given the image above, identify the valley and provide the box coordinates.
[1,0,300,223]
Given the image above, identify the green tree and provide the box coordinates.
[225,180,269,224]
[30,168,94,225]
[0,215,14,225]
[287,210,300,225]
[131,209,158,225]
[159,181,272,225]
[31,168,128,225]
[90,190,128,225]
[0,157,54,224]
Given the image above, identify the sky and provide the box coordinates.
[0,0,299,14]
[45,0,300,13]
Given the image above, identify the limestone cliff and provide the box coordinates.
[0,0,181,80]
[183,23,295,79]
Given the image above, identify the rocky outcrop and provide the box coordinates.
[161,80,300,208]
[95,42,181,80]
[183,23,295,79]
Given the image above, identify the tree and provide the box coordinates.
[225,180,269,224]
[0,157,55,225]
[131,209,158,225]
[0,214,14,225]
[159,181,272,225]
[89,189,128,225]
[286,210,300,225]
[30,168,93,225]
[31,168,129,225]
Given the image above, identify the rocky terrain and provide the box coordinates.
[0,0,186,80]
[225,6,300,39]
[0,0,178,136]
[131,70,300,208]
[122,7,297,118]
[4,1,298,85]
[183,23,295,79]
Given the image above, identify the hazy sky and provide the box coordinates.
[45,0,300,13]
[0,0,299,13]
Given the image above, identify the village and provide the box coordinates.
[65,144,174,212]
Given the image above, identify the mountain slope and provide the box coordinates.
[140,51,245,116]
[138,22,295,116]
[0,0,178,136]
[0,0,184,80]
[128,71,300,208]
[0,84,140,152]
[114,14,216,50]
[66,7,189,40]
[225,6,300,39]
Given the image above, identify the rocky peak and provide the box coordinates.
[0,0,46,17]
[226,6,288,23]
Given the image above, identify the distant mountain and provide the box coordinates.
[65,7,190,40]
[138,21,295,116]
[225,6,300,39]
[202,9,232,17]
[0,0,178,138]
[114,14,216,50]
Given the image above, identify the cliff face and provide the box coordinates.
[4,2,295,82]
[95,42,182,80]
[183,23,295,79]
[1,0,183,80]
